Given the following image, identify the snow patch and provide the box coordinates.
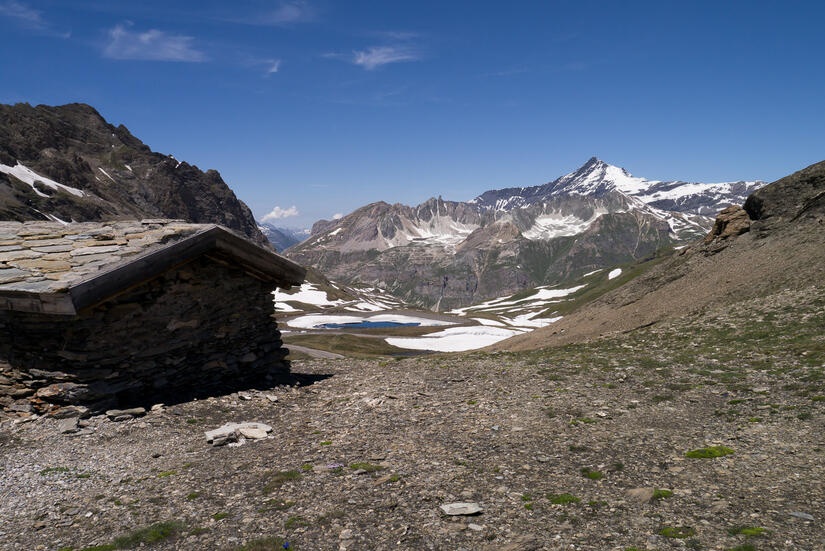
[272,283,345,309]
[98,167,116,183]
[521,211,604,240]
[386,326,524,352]
[608,268,622,280]
[0,162,85,197]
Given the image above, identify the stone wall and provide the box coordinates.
[0,256,289,414]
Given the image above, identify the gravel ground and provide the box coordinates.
[1,289,824,551]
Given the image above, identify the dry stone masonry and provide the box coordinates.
[0,220,305,415]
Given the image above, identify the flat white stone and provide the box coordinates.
[440,502,482,516]
[238,427,268,439]
[204,422,273,442]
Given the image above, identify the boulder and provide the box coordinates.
[703,205,751,244]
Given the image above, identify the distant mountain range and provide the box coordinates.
[257,223,310,252]
[0,103,268,246]
[287,158,764,310]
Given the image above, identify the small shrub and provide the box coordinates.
[212,512,230,521]
[580,467,604,480]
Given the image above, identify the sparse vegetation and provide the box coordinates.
[652,489,673,500]
[685,446,734,459]
[547,493,580,505]
[263,470,302,494]
[349,462,384,472]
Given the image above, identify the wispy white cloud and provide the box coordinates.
[238,1,315,26]
[103,24,207,62]
[332,213,343,220]
[266,59,281,74]
[371,31,419,41]
[352,46,419,70]
[0,0,39,23]
[0,0,69,37]
[263,205,299,222]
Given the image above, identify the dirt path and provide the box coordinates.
[285,344,345,359]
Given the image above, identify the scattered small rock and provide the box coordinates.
[57,417,79,434]
[626,487,655,504]
[51,405,90,419]
[105,407,146,421]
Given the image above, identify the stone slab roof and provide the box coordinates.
[0,220,306,315]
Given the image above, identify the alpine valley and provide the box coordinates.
[286,157,764,310]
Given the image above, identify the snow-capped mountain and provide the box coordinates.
[471,157,762,216]
[286,158,765,310]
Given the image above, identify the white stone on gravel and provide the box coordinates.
[205,422,273,445]
[238,427,268,439]
[439,502,482,516]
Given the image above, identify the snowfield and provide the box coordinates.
[386,326,525,352]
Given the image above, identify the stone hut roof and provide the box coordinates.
[0,220,306,315]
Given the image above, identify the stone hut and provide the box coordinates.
[0,220,305,415]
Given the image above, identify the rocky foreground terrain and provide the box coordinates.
[1,284,823,551]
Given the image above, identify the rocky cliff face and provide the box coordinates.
[0,103,268,246]
[287,158,748,309]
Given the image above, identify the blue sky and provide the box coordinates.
[1,1,824,228]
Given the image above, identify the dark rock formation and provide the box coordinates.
[0,102,268,246]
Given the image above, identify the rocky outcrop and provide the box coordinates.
[0,103,268,246]
[702,205,751,245]
[744,159,825,230]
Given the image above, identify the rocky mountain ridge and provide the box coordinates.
[0,103,268,246]
[287,158,764,310]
